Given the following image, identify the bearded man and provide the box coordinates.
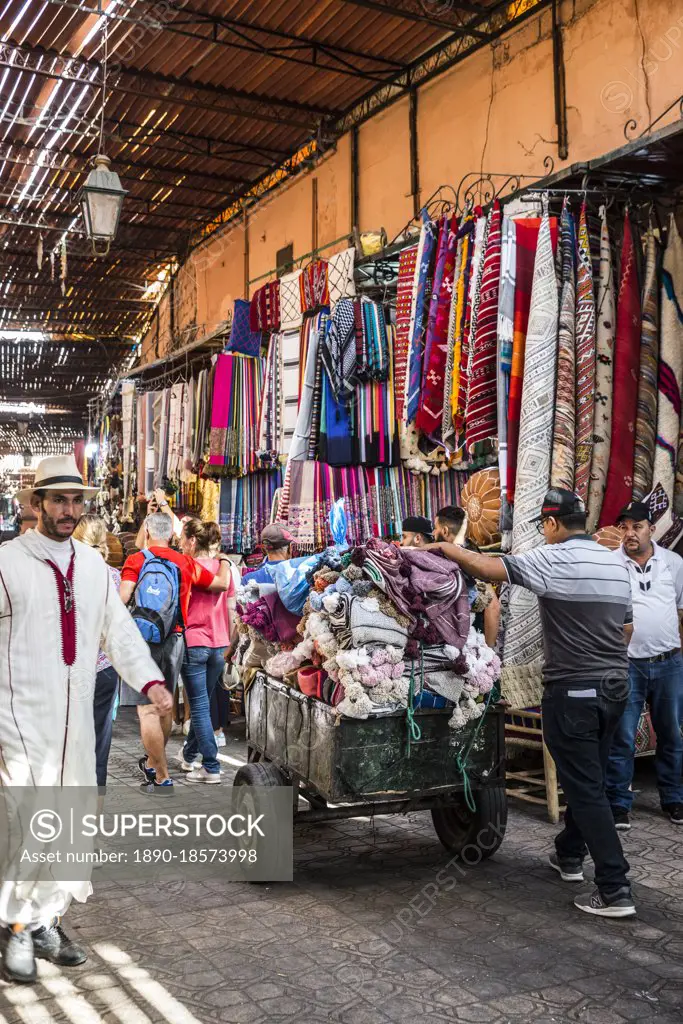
[0,455,171,984]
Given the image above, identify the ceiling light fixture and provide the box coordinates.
[78,13,127,257]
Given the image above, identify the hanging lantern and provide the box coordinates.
[79,154,127,257]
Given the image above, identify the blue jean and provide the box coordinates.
[182,646,225,774]
[93,665,119,788]
[606,653,683,811]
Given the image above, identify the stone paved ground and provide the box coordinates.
[2,709,683,1024]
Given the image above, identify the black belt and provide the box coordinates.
[630,649,680,664]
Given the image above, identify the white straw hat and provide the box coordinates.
[16,454,99,507]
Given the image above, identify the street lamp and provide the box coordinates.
[79,154,128,257]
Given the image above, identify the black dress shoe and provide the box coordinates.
[1,927,37,984]
[32,924,87,967]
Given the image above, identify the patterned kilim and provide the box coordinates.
[574,201,597,500]
[393,244,418,423]
[550,200,576,491]
[455,214,486,440]
[502,204,558,686]
[327,247,356,308]
[417,214,459,437]
[655,216,683,535]
[450,217,475,437]
[632,229,659,500]
[600,212,642,528]
[586,207,615,533]
[466,201,502,451]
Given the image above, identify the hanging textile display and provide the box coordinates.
[327,247,357,307]
[258,331,284,463]
[652,215,683,540]
[502,203,558,689]
[393,244,419,423]
[599,211,641,528]
[319,299,357,403]
[446,216,474,447]
[219,470,282,553]
[208,353,264,475]
[360,297,390,382]
[550,200,576,490]
[465,201,502,451]
[192,368,210,468]
[249,280,281,333]
[456,212,487,443]
[289,316,323,461]
[632,228,659,500]
[121,380,135,511]
[586,206,615,533]
[573,201,597,501]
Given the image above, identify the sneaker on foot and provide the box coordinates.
[612,808,631,832]
[663,803,683,824]
[574,888,636,918]
[33,924,87,967]
[548,852,584,882]
[1,927,36,984]
[138,755,156,783]
[185,766,221,785]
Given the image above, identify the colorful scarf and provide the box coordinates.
[632,228,659,500]
[406,214,438,422]
[361,298,390,382]
[209,354,233,466]
[320,298,357,403]
[654,216,683,533]
[327,247,356,308]
[394,244,418,423]
[466,200,501,451]
[300,259,329,313]
[503,204,558,685]
[228,299,263,357]
[600,212,642,527]
[441,231,464,451]
[289,318,321,461]
[586,207,616,533]
[455,214,486,438]
[417,213,458,437]
[249,281,280,333]
[550,200,576,491]
[574,201,597,501]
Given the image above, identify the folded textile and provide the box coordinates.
[399,547,469,650]
[239,592,300,645]
[348,594,408,649]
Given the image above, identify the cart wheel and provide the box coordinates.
[233,761,286,788]
[431,786,507,859]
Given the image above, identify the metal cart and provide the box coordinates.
[233,674,508,857]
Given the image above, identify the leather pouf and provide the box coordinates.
[593,525,622,550]
[461,468,501,547]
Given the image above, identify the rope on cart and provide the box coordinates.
[405,646,424,752]
[454,688,496,813]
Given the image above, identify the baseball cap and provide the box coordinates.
[402,515,434,536]
[260,523,294,549]
[616,500,652,524]
[531,487,586,522]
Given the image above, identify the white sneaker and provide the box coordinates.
[185,767,221,785]
[176,747,202,771]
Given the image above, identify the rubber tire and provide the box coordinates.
[431,785,507,859]
[233,761,287,787]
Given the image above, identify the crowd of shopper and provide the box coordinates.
[0,456,681,983]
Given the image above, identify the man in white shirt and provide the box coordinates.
[606,501,683,830]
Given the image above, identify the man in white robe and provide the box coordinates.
[0,455,171,984]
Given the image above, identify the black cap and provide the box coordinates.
[616,500,651,524]
[531,487,586,523]
[402,515,434,537]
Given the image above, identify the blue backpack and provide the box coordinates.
[130,551,182,645]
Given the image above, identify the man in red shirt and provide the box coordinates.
[120,512,231,787]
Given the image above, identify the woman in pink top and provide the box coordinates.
[178,519,236,783]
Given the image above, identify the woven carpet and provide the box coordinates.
[466,200,502,451]
[600,212,642,527]
[574,201,597,501]
[550,200,576,491]
[587,206,616,533]
[632,228,659,500]
[654,216,683,527]
[503,205,558,686]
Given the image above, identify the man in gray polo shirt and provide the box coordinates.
[427,488,635,918]
[606,501,683,829]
